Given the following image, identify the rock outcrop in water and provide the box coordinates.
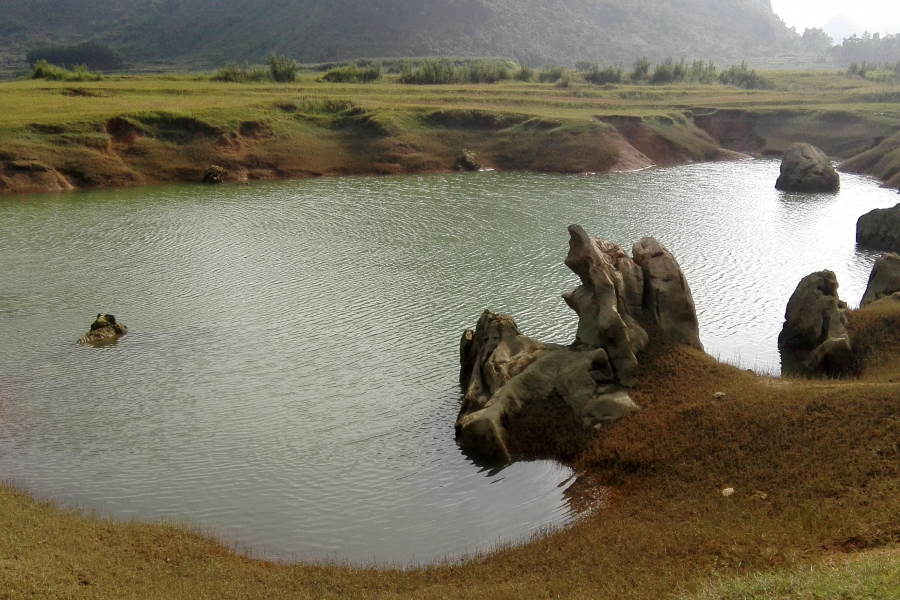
[77,313,127,344]
[857,203,900,252]
[861,253,900,307]
[455,225,701,461]
[778,271,852,375]
[775,143,840,193]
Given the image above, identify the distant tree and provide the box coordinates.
[631,56,650,82]
[26,41,123,71]
[801,28,834,53]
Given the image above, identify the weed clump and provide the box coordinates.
[267,53,298,83]
[719,61,769,89]
[212,62,270,83]
[30,60,103,82]
[321,62,383,83]
[399,58,514,84]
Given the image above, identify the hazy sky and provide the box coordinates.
[769,0,900,34]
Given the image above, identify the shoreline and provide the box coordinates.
[2,76,900,196]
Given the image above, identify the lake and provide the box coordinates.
[0,159,897,563]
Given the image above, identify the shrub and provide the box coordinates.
[537,65,567,83]
[719,61,769,89]
[631,56,651,82]
[515,64,535,82]
[649,57,688,84]
[689,59,717,84]
[31,60,103,82]
[398,58,512,85]
[212,62,270,82]
[26,41,123,71]
[399,58,456,84]
[267,53,298,83]
[580,63,624,85]
[321,62,383,83]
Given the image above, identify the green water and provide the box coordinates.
[0,161,896,563]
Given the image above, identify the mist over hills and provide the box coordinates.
[3,0,796,74]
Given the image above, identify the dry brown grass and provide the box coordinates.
[4,302,900,599]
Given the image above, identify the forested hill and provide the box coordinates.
[2,0,795,73]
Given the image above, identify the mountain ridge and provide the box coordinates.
[2,0,797,75]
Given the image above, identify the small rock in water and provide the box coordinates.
[78,313,128,344]
[721,487,735,497]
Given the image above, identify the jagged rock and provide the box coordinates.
[77,313,127,344]
[201,165,229,183]
[857,203,900,252]
[775,143,840,193]
[861,253,900,307]
[632,237,704,350]
[562,225,648,387]
[453,149,480,172]
[456,310,630,461]
[778,271,852,375]
[456,226,703,460]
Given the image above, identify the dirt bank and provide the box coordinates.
[2,107,899,194]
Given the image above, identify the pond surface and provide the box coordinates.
[0,160,897,563]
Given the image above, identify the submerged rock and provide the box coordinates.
[778,271,852,375]
[456,226,702,460]
[201,165,229,183]
[861,253,900,307]
[857,203,900,252]
[775,143,840,193]
[78,313,127,344]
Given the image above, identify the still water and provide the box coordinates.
[0,160,897,563]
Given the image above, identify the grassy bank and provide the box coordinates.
[1,69,900,193]
[3,297,900,599]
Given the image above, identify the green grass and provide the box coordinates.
[684,549,900,600]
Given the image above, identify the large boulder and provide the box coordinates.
[861,253,900,307]
[857,203,900,252]
[778,271,852,375]
[456,310,634,461]
[77,313,128,344]
[632,237,704,350]
[561,225,649,387]
[456,226,702,460]
[775,143,840,193]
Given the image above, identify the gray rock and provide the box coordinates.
[453,149,480,172]
[778,271,852,375]
[775,143,840,193]
[456,226,703,460]
[632,237,704,350]
[861,253,900,307]
[857,203,900,252]
[562,225,648,387]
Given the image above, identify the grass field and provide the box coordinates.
[2,69,900,599]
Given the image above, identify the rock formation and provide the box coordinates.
[453,149,480,172]
[861,253,900,307]
[774,143,840,193]
[778,271,852,375]
[201,165,229,183]
[455,225,702,460]
[857,203,900,252]
[77,313,128,344]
